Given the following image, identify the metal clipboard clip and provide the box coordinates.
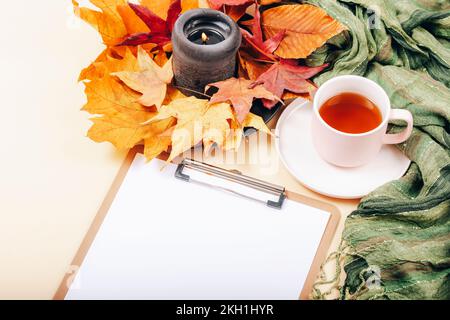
[175,159,286,210]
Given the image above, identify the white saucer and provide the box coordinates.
[275,99,411,199]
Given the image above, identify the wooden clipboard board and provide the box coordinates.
[54,147,340,300]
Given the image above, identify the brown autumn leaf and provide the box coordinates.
[262,4,347,59]
[206,78,278,123]
[146,97,235,162]
[112,46,174,109]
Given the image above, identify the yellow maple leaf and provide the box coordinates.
[73,0,128,46]
[83,74,176,156]
[80,47,140,82]
[143,118,177,160]
[81,47,181,160]
[112,47,173,109]
[82,75,150,121]
[88,113,153,150]
[146,97,234,162]
[88,112,176,157]
[163,86,187,105]
[83,74,177,159]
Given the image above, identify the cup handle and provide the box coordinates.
[383,109,414,145]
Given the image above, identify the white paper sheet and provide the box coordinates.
[66,154,331,300]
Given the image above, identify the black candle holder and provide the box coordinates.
[172,9,242,98]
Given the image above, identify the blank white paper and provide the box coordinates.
[66,154,330,300]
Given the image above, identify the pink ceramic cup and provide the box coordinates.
[312,75,413,168]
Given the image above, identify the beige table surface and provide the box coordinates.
[0,1,359,300]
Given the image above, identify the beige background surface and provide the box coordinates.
[0,1,359,299]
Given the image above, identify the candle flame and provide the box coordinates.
[201,32,209,44]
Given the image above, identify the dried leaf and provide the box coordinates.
[143,118,177,160]
[82,55,178,160]
[251,60,328,108]
[206,77,278,123]
[282,91,311,102]
[83,74,163,150]
[112,47,174,109]
[208,0,253,10]
[80,47,140,82]
[242,112,272,135]
[262,4,347,59]
[118,0,198,48]
[222,112,271,151]
[240,3,286,61]
[141,0,198,19]
[77,0,275,162]
[82,75,150,121]
[259,0,281,5]
[117,4,150,35]
[238,52,270,81]
[140,0,173,19]
[73,0,128,46]
[117,1,179,48]
[181,0,201,13]
[224,2,253,22]
[88,114,152,149]
[147,97,235,162]
[163,86,187,105]
[223,117,243,151]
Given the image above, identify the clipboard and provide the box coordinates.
[54,147,340,300]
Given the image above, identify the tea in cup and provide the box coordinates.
[312,75,413,168]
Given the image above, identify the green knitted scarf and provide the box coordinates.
[298,0,450,300]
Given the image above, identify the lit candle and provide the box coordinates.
[172,9,242,97]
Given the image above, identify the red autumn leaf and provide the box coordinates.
[251,60,328,109]
[118,0,181,48]
[208,0,253,10]
[240,3,286,61]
